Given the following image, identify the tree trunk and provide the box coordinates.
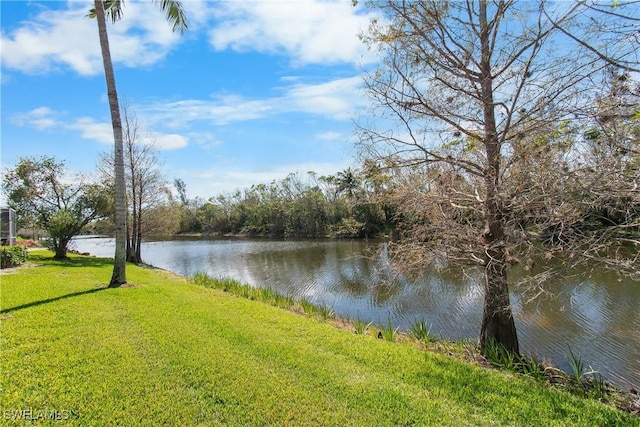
[135,198,143,263]
[127,179,138,264]
[53,239,68,260]
[478,0,519,354]
[126,228,132,262]
[94,0,127,287]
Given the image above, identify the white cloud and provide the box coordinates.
[139,76,366,128]
[209,1,377,66]
[13,108,115,145]
[285,77,366,120]
[143,133,188,150]
[68,118,114,145]
[183,161,352,199]
[188,132,223,150]
[11,107,60,130]
[2,1,378,75]
[12,106,188,150]
[316,131,343,141]
[1,2,185,76]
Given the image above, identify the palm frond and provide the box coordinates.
[89,0,188,34]
[88,0,124,24]
[153,0,189,34]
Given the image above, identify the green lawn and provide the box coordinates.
[0,251,634,426]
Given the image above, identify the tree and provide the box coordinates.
[359,0,639,354]
[335,168,361,201]
[89,0,188,287]
[173,178,202,234]
[99,105,176,264]
[3,157,110,259]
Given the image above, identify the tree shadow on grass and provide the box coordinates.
[0,286,109,314]
[29,253,114,269]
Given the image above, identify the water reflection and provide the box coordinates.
[72,236,639,390]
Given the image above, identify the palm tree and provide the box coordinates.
[336,168,361,201]
[90,0,187,287]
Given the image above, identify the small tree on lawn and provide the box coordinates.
[2,156,111,259]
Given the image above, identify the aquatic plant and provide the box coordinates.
[409,319,435,343]
[352,318,372,335]
[380,317,397,342]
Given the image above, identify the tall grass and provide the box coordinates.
[317,304,335,320]
[567,347,585,384]
[352,318,372,335]
[566,347,610,400]
[192,272,337,321]
[409,319,435,343]
[299,297,316,316]
[482,341,617,404]
[380,317,397,342]
[483,339,545,379]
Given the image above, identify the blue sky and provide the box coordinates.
[1,0,381,199]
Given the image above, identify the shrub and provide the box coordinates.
[0,246,29,269]
[330,217,366,238]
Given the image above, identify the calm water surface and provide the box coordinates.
[72,236,639,390]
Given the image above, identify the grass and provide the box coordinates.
[299,297,316,316]
[0,250,636,426]
[481,340,626,407]
[317,304,335,320]
[380,316,398,342]
[565,347,611,400]
[352,318,372,335]
[410,319,435,343]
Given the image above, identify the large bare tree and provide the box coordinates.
[359,0,639,353]
[90,0,188,286]
[99,105,174,264]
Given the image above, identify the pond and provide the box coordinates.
[72,236,640,391]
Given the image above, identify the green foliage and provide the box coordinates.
[317,304,335,320]
[46,209,82,254]
[0,246,28,269]
[352,317,372,335]
[331,217,366,238]
[1,251,634,425]
[483,338,523,371]
[380,316,397,342]
[482,341,619,404]
[299,297,316,316]
[409,319,435,343]
[565,348,611,400]
[194,170,390,238]
[567,348,586,384]
[483,339,549,383]
[2,156,110,259]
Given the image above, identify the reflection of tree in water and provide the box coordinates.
[509,258,640,391]
[241,243,328,297]
[365,244,484,312]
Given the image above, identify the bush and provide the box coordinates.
[330,217,366,238]
[0,246,29,269]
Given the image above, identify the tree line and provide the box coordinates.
[177,167,394,239]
